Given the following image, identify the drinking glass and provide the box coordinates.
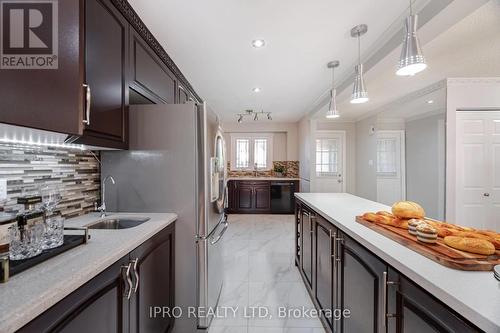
[40,186,62,216]
[42,216,64,250]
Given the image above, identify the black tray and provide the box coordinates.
[10,228,90,277]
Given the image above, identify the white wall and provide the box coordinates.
[446,77,500,223]
[298,116,311,192]
[355,116,378,201]
[406,113,446,220]
[222,122,298,161]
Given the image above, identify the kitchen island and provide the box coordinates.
[295,193,499,333]
[0,212,177,333]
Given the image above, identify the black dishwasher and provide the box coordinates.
[271,182,296,214]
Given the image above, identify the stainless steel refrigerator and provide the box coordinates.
[101,102,228,333]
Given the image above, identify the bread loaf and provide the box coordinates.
[443,236,495,255]
[391,201,425,219]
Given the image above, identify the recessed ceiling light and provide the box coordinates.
[252,39,265,48]
[252,87,261,93]
[427,100,434,104]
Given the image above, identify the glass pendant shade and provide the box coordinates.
[396,14,427,76]
[351,64,369,104]
[326,88,340,118]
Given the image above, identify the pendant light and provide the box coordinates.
[326,60,340,119]
[350,24,369,104]
[396,0,427,76]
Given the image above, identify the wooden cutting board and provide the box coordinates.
[356,216,500,271]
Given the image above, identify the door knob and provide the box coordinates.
[484,193,490,197]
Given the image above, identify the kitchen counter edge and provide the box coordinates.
[295,192,499,333]
[0,212,177,333]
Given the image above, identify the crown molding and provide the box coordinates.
[447,77,500,86]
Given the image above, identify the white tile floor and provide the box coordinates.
[210,214,326,333]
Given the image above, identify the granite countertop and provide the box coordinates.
[295,193,500,333]
[227,177,301,181]
[0,212,177,333]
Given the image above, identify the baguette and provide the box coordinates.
[376,211,395,219]
[362,212,379,223]
[443,236,495,255]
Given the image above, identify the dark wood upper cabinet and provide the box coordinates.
[0,0,84,136]
[177,84,190,104]
[74,0,129,148]
[129,224,175,333]
[18,255,130,333]
[130,31,176,104]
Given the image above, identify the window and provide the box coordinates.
[230,134,273,170]
[377,138,397,175]
[315,138,338,176]
[235,139,250,168]
[254,139,267,168]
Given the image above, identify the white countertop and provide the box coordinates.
[228,177,300,181]
[295,193,500,333]
[0,212,177,333]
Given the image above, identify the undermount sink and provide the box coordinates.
[87,217,150,230]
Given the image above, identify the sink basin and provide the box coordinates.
[87,217,150,230]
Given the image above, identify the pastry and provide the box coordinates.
[416,224,438,244]
[391,201,425,219]
[408,219,425,236]
[444,236,495,255]
[444,230,500,250]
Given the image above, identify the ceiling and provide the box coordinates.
[313,0,500,121]
[128,0,423,122]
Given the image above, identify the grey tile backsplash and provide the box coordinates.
[0,144,100,218]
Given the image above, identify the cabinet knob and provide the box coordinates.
[484,193,490,197]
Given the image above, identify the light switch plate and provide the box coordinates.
[368,159,374,166]
[0,179,7,202]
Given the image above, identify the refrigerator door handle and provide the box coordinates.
[210,215,228,245]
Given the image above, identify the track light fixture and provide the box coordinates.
[235,110,272,123]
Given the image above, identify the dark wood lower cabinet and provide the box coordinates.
[18,256,130,333]
[295,199,480,333]
[338,233,386,333]
[387,268,480,333]
[130,224,175,333]
[19,223,175,333]
[314,215,337,331]
[227,180,271,214]
[301,206,313,288]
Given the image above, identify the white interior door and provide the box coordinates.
[312,131,346,193]
[376,131,406,206]
[456,111,500,231]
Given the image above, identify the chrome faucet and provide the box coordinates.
[97,175,116,218]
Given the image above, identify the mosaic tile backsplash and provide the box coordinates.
[227,161,299,178]
[0,144,100,218]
